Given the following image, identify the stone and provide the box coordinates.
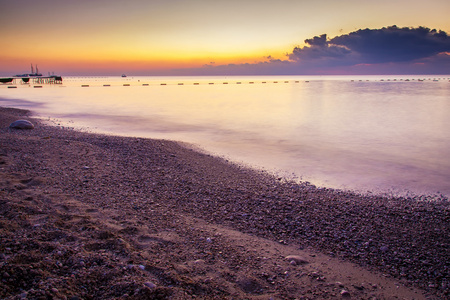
[340,289,351,297]
[380,246,389,253]
[285,255,308,265]
[9,120,34,129]
[144,282,156,289]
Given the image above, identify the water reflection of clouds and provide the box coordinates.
[0,97,45,109]
[57,112,208,134]
[1,76,449,197]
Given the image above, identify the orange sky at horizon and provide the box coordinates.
[1,0,449,75]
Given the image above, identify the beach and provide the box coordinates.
[2,75,449,196]
[0,106,448,299]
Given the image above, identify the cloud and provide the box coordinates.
[175,26,450,75]
[289,34,351,61]
[287,26,450,67]
[329,25,450,63]
[175,59,296,76]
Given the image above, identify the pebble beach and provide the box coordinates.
[0,106,448,299]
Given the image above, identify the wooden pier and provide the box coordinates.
[1,64,62,85]
[0,76,63,85]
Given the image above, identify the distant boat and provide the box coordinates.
[121,74,127,77]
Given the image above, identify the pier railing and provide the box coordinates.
[0,76,63,85]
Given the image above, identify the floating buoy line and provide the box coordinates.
[2,77,448,89]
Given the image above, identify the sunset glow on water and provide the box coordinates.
[1,0,450,198]
[1,75,449,196]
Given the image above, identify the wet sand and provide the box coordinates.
[0,106,448,299]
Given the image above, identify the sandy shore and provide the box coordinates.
[0,106,448,299]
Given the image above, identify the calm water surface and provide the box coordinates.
[1,75,449,197]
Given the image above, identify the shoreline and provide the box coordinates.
[1,106,448,299]
[2,75,450,199]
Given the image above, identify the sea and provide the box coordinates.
[1,75,449,198]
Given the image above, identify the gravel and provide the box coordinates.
[0,107,448,299]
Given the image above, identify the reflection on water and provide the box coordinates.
[1,75,449,196]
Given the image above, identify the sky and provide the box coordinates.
[1,0,449,76]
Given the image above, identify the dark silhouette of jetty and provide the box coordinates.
[1,64,62,84]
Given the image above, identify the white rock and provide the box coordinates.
[285,255,308,265]
[10,120,34,129]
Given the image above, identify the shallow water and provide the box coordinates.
[1,75,449,196]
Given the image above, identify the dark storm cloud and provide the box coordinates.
[182,26,450,75]
[305,34,328,47]
[329,25,450,63]
[289,34,351,61]
[288,26,450,65]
